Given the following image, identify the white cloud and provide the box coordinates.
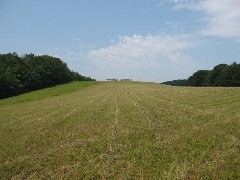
[169,0,199,9]
[169,0,240,40]
[87,34,197,81]
[89,34,195,64]
[198,0,240,39]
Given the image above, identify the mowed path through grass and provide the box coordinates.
[0,82,240,179]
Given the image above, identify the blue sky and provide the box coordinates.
[0,0,240,82]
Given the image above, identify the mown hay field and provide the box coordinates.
[0,81,239,179]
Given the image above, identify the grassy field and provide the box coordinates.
[0,81,240,179]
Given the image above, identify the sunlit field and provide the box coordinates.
[0,81,239,179]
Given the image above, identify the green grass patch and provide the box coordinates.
[0,81,97,106]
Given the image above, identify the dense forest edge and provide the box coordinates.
[0,53,95,99]
[162,62,240,87]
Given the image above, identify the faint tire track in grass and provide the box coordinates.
[108,89,120,160]
[125,85,160,131]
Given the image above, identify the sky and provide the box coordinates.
[0,0,240,82]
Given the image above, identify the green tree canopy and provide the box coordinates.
[188,70,210,87]
[162,62,240,87]
[0,53,95,99]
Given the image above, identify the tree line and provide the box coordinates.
[0,53,95,99]
[162,62,240,87]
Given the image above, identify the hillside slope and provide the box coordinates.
[0,82,240,179]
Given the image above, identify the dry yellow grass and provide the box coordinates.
[0,81,240,179]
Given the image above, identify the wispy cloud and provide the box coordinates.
[169,0,199,9]
[169,0,240,40]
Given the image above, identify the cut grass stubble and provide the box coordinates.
[0,81,240,179]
